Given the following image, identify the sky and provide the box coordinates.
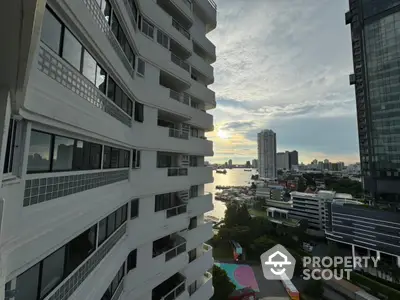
[206,0,359,165]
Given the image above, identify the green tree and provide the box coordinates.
[212,265,236,300]
[250,235,276,256]
[297,177,307,192]
[304,279,324,298]
[224,202,251,228]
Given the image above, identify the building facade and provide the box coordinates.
[252,159,258,169]
[277,151,290,170]
[347,0,400,201]
[0,0,216,300]
[289,151,299,168]
[257,129,277,179]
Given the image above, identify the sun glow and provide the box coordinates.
[217,130,229,139]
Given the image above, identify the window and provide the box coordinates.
[137,59,145,76]
[188,249,196,263]
[134,102,144,122]
[107,77,116,101]
[127,98,133,116]
[90,143,102,169]
[98,217,107,246]
[121,204,128,222]
[3,118,18,174]
[115,207,122,228]
[52,136,74,171]
[127,249,137,271]
[101,263,125,300]
[82,50,97,84]
[190,156,198,167]
[189,217,197,230]
[191,127,199,138]
[40,247,66,298]
[141,18,154,38]
[132,149,141,168]
[95,65,107,93]
[130,198,139,218]
[111,12,119,38]
[101,0,112,24]
[157,30,169,49]
[189,185,198,198]
[129,0,138,22]
[111,148,119,168]
[107,212,116,237]
[72,140,86,170]
[62,29,82,70]
[188,281,197,296]
[155,193,174,212]
[65,225,97,275]
[114,85,123,107]
[103,146,111,169]
[41,8,62,54]
[15,264,40,300]
[27,131,52,173]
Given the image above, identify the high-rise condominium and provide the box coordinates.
[0,1,216,299]
[257,129,277,179]
[325,0,400,263]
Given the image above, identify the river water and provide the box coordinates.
[205,168,258,219]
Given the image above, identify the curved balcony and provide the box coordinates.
[187,79,216,109]
[184,244,213,283]
[188,193,213,217]
[189,272,213,300]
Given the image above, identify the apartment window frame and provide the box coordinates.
[137,58,145,77]
[141,18,154,38]
[157,30,169,49]
[132,149,141,169]
[188,248,197,263]
[130,198,139,219]
[127,249,137,271]
[134,102,144,122]
[27,129,131,174]
[40,6,134,118]
[189,217,197,230]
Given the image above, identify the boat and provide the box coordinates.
[244,169,252,171]
[216,169,227,174]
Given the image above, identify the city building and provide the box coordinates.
[289,151,299,168]
[0,1,216,300]
[257,129,277,179]
[252,159,258,169]
[277,151,290,170]
[228,159,232,168]
[326,0,400,263]
[347,0,400,201]
[245,161,251,168]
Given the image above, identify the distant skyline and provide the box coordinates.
[206,0,359,165]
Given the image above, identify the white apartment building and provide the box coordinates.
[276,151,290,171]
[0,1,216,300]
[257,130,277,179]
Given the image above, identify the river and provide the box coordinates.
[205,168,258,219]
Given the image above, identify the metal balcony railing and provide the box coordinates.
[171,53,190,72]
[170,89,181,101]
[169,128,189,139]
[172,19,190,39]
[167,167,188,176]
[208,0,217,10]
[166,204,187,218]
[165,241,187,261]
[161,281,186,300]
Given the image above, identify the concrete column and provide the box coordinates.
[397,256,400,268]
[351,244,356,269]
[377,251,381,261]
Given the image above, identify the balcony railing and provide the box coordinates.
[208,0,217,10]
[168,167,188,176]
[171,53,190,72]
[38,45,132,127]
[169,90,191,106]
[165,240,187,261]
[166,204,187,218]
[169,128,189,140]
[172,19,191,39]
[162,281,186,300]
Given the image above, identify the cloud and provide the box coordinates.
[206,0,358,164]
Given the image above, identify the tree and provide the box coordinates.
[212,265,236,300]
[250,235,276,256]
[224,202,251,228]
[304,279,324,298]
